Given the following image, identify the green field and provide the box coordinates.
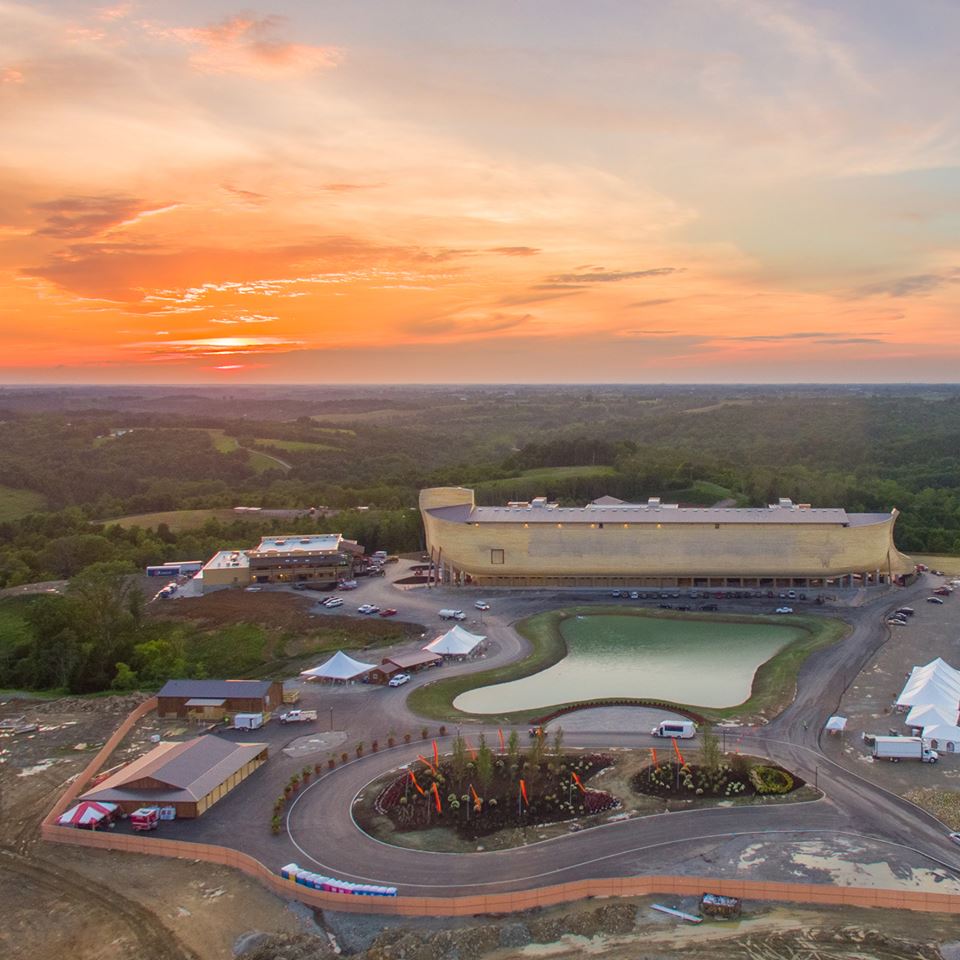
[475,465,617,498]
[0,485,46,522]
[102,508,240,532]
[666,480,738,505]
[408,608,845,724]
[254,438,338,453]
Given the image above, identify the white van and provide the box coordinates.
[651,719,697,739]
[438,609,466,620]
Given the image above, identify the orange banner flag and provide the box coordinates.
[470,783,481,811]
[432,739,439,768]
[417,754,436,774]
[431,781,442,813]
[571,771,585,794]
[498,729,505,752]
[519,779,529,806]
[465,738,477,761]
[671,737,684,766]
[408,770,425,795]
[651,746,658,766]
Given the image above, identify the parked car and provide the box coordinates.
[775,606,794,614]
[322,596,343,607]
[629,591,640,599]
[357,603,380,614]
[887,617,908,625]
[338,580,358,590]
[933,586,953,596]
[926,596,945,604]
[896,607,915,616]
[950,832,960,846]
[244,586,262,592]
[700,603,719,611]
[379,608,398,617]
[474,601,490,610]
[610,590,621,597]
[388,673,411,687]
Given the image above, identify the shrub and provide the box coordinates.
[439,725,447,736]
[341,752,349,763]
[404,733,412,744]
[314,763,322,775]
[271,815,282,835]
[302,766,312,780]
[387,736,396,748]
[355,742,365,758]
[749,765,794,795]
[421,726,429,739]
[328,756,336,769]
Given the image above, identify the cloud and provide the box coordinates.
[726,331,832,342]
[628,298,675,308]
[221,184,268,205]
[496,290,581,306]
[544,267,682,285]
[32,195,171,238]
[815,337,885,345]
[147,14,341,77]
[126,335,305,361]
[489,246,541,257]
[209,314,278,325]
[2,68,25,84]
[531,283,589,291]
[854,270,960,298]
[322,182,383,192]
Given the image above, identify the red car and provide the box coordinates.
[379,608,398,617]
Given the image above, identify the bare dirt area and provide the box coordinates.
[245,899,959,960]
[0,693,299,960]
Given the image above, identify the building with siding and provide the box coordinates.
[419,487,913,589]
[80,735,268,818]
[156,679,283,721]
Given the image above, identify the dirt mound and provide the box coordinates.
[149,590,316,632]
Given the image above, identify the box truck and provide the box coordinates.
[872,736,938,763]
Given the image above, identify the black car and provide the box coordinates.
[700,603,719,611]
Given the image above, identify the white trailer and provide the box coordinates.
[872,736,938,763]
[233,713,264,730]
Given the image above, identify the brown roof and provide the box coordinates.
[81,735,267,805]
[383,650,442,670]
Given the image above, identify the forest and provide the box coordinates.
[2,383,959,695]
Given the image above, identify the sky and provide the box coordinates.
[1,0,959,384]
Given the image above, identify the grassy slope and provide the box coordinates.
[0,485,46,521]
[254,438,337,452]
[102,508,240,532]
[407,607,846,724]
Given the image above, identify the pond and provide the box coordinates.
[453,614,803,713]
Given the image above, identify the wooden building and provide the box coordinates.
[156,679,283,721]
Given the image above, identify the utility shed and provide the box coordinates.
[156,679,282,720]
[81,735,268,818]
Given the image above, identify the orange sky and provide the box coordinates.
[1,1,959,382]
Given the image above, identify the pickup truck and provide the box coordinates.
[279,709,318,724]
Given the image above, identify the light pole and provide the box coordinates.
[329,707,334,731]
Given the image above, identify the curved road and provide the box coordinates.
[281,572,960,894]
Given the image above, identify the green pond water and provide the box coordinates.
[454,614,803,713]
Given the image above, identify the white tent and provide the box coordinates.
[921,723,960,751]
[896,658,960,708]
[300,650,375,681]
[424,625,485,657]
[824,715,847,732]
[905,703,957,729]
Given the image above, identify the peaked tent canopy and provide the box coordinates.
[57,800,118,827]
[920,722,960,748]
[424,625,485,657]
[824,716,847,732]
[905,703,957,729]
[300,650,376,681]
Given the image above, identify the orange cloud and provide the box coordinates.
[147,14,341,76]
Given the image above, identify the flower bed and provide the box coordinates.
[631,755,802,800]
[373,751,619,840]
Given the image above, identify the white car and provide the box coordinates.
[474,601,490,610]
[926,597,945,604]
[388,673,411,687]
[629,591,639,599]
[775,606,794,614]
[322,596,343,607]
[357,604,380,614]
[886,617,908,625]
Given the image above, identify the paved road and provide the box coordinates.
[257,569,960,894]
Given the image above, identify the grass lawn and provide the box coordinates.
[253,438,338,452]
[912,554,960,575]
[101,508,240,532]
[407,608,846,725]
[0,485,46,521]
[475,465,617,499]
[666,480,739,505]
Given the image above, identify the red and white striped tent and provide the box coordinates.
[57,800,118,828]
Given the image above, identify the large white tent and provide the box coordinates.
[905,702,956,729]
[895,658,960,709]
[300,650,375,681]
[920,723,960,752]
[424,625,485,657]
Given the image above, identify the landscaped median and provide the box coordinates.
[407,606,848,724]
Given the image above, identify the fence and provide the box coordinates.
[40,697,960,917]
